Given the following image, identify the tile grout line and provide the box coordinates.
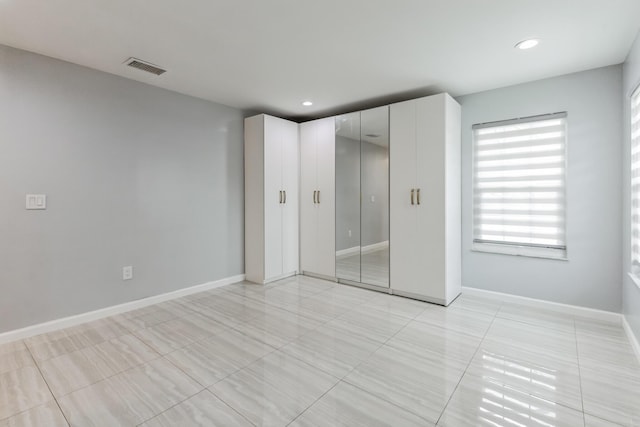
[224,282,433,426]
[573,317,587,426]
[148,280,355,426]
[23,340,72,427]
[285,304,429,426]
[434,299,504,425]
[333,300,444,424]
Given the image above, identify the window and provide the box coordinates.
[631,86,640,277]
[472,113,567,259]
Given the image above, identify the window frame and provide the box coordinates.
[471,112,569,261]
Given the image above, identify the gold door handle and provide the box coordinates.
[417,188,420,205]
[411,189,415,205]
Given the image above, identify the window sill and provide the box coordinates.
[472,242,568,261]
[628,272,640,291]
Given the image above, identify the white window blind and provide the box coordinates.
[472,113,567,257]
[631,86,640,275]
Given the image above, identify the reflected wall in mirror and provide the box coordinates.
[335,112,361,283]
[360,106,389,287]
[335,106,389,288]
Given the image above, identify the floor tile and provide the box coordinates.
[57,358,202,426]
[279,295,354,323]
[320,284,379,305]
[25,332,88,363]
[133,313,228,354]
[0,401,68,427]
[0,366,53,420]
[210,351,339,426]
[344,344,466,423]
[437,373,586,427]
[574,318,627,342]
[165,328,275,387]
[4,275,640,426]
[577,333,640,371]
[280,324,381,378]
[447,293,502,316]
[239,306,324,347]
[290,381,432,427]
[584,414,626,426]
[496,303,576,333]
[466,344,583,411]
[39,334,158,397]
[326,306,411,343]
[0,341,34,375]
[386,320,481,364]
[414,304,494,338]
[362,293,429,319]
[484,318,579,364]
[139,390,252,427]
[581,365,640,426]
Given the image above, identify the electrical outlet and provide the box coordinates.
[348,230,352,237]
[122,266,133,281]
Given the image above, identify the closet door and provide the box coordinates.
[263,116,284,280]
[314,118,336,277]
[300,121,318,274]
[389,99,420,294]
[300,118,335,277]
[281,119,299,275]
[414,95,446,301]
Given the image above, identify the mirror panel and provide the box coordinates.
[360,106,389,287]
[335,112,361,282]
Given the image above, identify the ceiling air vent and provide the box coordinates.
[124,57,166,76]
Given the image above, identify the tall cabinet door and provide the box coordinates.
[300,121,318,274]
[263,116,284,280]
[314,118,336,277]
[300,118,335,277]
[389,99,420,294]
[414,95,446,301]
[281,119,299,275]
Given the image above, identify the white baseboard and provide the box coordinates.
[462,286,621,324]
[336,246,360,257]
[623,316,640,363]
[336,241,389,258]
[0,274,246,345]
[361,240,389,254]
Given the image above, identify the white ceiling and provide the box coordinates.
[1,1,639,120]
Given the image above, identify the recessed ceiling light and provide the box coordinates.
[515,39,539,50]
[302,101,313,106]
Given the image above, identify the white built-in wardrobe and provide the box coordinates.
[244,93,461,305]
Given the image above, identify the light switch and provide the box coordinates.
[370,195,375,202]
[26,194,46,210]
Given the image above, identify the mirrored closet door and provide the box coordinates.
[335,106,389,288]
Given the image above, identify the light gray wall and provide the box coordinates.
[0,45,245,333]
[335,136,361,251]
[623,31,640,340]
[361,141,389,247]
[458,65,623,312]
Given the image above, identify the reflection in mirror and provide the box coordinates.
[335,107,389,288]
[360,106,389,287]
[335,112,361,282]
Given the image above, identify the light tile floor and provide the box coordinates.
[1,275,639,426]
